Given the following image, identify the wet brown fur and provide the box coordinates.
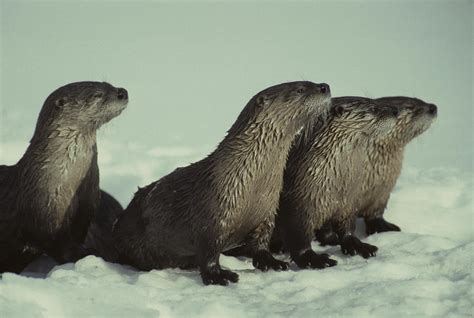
[276,96,437,263]
[276,97,399,264]
[0,81,128,273]
[113,81,331,285]
[358,97,438,235]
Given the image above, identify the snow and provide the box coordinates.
[0,141,472,317]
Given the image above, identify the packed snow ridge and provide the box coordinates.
[0,143,472,317]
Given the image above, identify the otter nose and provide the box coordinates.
[428,104,437,116]
[316,83,330,95]
[117,88,128,100]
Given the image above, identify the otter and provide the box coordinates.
[315,97,438,246]
[275,97,401,265]
[0,81,128,273]
[83,190,124,262]
[113,81,332,286]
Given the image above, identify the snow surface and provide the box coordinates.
[0,140,472,318]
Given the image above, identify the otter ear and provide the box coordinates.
[256,96,269,108]
[55,97,67,108]
[331,105,345,117]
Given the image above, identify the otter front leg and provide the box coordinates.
[334,217,378,259]
[247,218,289,271]
[47,242,93,264]
[43,232,94,264]
[0,244,40,274]
[269,228,285,254]
[278,208,337,269]
[197,236,239,286]
[314,221,341,246]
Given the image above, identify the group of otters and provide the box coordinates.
[0,81,437,286]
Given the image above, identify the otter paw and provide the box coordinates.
[253,250,289,272]
[315,228,341,246]
[366,217,401,235]
[341,236,378,258]
[201,265,239,286]
[293,250,337,269]
[269,240,285,254]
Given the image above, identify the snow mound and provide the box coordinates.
[0,141,472,317]
[1,237,471,317]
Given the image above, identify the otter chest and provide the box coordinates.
[222,168,284,247]
[22,138,98,235]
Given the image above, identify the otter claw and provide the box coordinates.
[315,228,341,246]
[253,250,289,272]
[201,265,239,286]
[293,249,337,269]
[341,236,378,259]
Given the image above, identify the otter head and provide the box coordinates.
[375,97,437,145]
[34,81,128,136]
[330,97,398,141]
[229,81,331,139]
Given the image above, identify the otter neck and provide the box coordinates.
[211,120,301,209]
[311,120,366,154]
[217,118,301,160]
[366,140,405,183]
[371,137,407,158]
[17,126,98,196]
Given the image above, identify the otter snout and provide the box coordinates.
[117,88,128,101]
[316,83,330,95]
[414,103,437,117]
[427,104,437,116]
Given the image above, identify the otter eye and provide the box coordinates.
[256,96,268,107]
[296,88,305,94]
[331,105,345,117]
[55,98,67,107]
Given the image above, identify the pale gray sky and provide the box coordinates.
[1,0,472,171]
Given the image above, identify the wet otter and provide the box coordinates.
[276,97,401,265]
[113,81,332,286]
[0,81,128,273]
[316,97,438,246]
[84,190,124,262]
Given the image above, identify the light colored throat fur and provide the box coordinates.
[215,120,299,169]
[211,128,297,209]
[18,131,98,207]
